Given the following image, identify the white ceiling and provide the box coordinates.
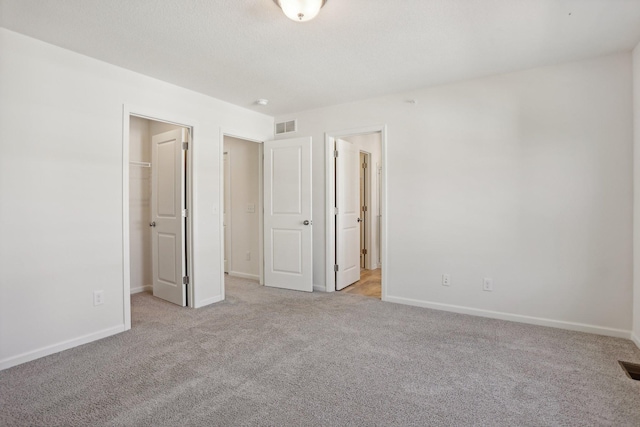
[2,0,640,116]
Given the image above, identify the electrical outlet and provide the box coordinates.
[246,251,251,261]
[93,290,104,306]
[442,274,451,286]
[483,278,493,292]
[246,203,255,213]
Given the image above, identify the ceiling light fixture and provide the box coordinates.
[256,99,269,106]
[273,0,327,22]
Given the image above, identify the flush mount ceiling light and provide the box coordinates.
[273,0,327,22]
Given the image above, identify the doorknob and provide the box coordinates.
[149,221,156,227]
[303,220,312,225]
[357,218,363,223]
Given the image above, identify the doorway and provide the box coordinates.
[126,115,192,311]
[325,126,387,299]
[222,135,263,284]
[221,135,314,295]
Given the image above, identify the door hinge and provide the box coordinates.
[361,249,368,255]
[334,207,339,215]
[182,208,189,218]
[363,162,367,169]
[182,141,189,150]
[362,206,368,212]
[334,264,339,272]
[183,276,190,285]
[334,150,338,158]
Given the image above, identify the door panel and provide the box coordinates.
[336,138,361,290]
[157,233,177,282]
[272,229,302,273]
[271,147,302,214]
[157,142,176,216]
[151,128,186,306]
[264,137,312,292]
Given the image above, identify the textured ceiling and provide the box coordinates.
[2,0,640,115]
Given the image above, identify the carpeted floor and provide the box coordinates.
[2,276,640,426]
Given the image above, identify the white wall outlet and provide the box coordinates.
[93,290,104,306]
[246,251,251,261]
[442,274,451,286]
[483,278,493,292]
[246,203,255,213]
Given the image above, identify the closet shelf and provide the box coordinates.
[129,161,151,168]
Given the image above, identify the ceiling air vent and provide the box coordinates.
[275,120,297,135]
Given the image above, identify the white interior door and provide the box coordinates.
[223,151,230,273]
[151,128,187,306]
[263,137,312,292]
[336,138,360,290]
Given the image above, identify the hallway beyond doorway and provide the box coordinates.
[341,268,381,299]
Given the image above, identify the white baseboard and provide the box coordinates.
[130,284,152,294]
[632,332,640,349]
[195,295,224,308]
[385,295,631,339]
[313,284,326,292]
[0,325,125,371]
[228,271,260,281]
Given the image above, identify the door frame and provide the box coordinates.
[122,104,196,330]
[325,125,388,298]
[219,131,264,301]
[359,150,372,270]
[223,151,231,274]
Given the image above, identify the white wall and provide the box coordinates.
[223,136,260,280]
[277,52,634,337]
[149,121,182,136]
[344,133,382,269]
[633,41,640,347]
[0,28,273,369]
[129,117,152,293]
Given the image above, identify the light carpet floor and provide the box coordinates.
[2,275,640,426]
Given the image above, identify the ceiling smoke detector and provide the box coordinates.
[273,0,328,22]
[256,99,269,106]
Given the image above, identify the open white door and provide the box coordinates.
[151,128,187,306]
[263,137,313,292]
[336,138,360,290]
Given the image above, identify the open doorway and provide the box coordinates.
[127,116,191,309]
[220,135,314,296]
[325,126,387,299]
[341,148,382,298]
[222,135,264,285]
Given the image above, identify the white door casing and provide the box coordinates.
[223,152,231,273]
[377,162,382,267]
[151,128,187,306]
[359,151,367,269]
[263,137,313,292]
[336,138,360,290]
